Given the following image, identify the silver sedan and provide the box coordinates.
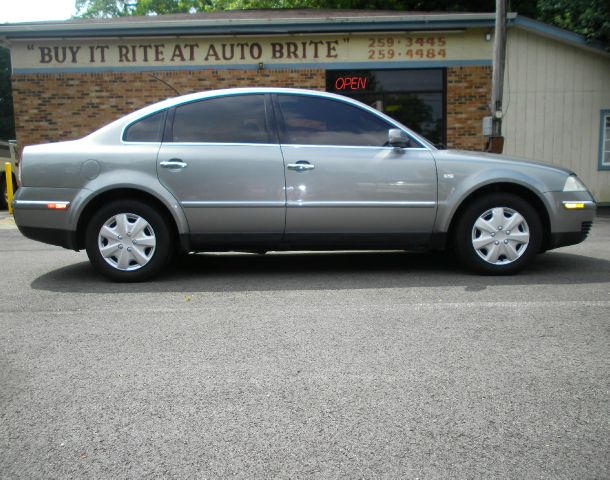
[12,88,596,281]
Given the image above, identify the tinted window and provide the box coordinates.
[123,110,166,142]
[326,69,442,146]
[171,95,269,143]
[277,95,392,147]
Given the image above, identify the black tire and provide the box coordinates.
[454,193,542,275]
[85,200,174,282]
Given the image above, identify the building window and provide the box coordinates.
[326,69,445,147]
[599,110,610,170]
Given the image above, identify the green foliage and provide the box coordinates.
[203,0,494,11]
[134,0,203,15]
[0,47,15,140]
[75,0,214,17]
[537,0,610,47]
[75,0,134,17]
[75,0,498,15]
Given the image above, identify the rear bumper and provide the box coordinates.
[12,187,82,250]
[17,225,78,250]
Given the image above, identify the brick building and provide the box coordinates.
[1,10,609,202]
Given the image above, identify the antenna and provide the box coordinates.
[148,73,181,97]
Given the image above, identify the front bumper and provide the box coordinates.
[544,191,596,249]
[547,221,594,249]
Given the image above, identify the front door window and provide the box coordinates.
[276,94,395,147]
[326,69,445,147]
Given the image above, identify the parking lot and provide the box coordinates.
[0,210,608,478]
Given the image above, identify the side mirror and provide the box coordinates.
[388,129,409,148]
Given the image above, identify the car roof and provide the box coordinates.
[90,87,436,150]
[129,87,365,116]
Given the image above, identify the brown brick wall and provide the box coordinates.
[446,66,491,150]
[11,69,325,149]
[12,66,490,151]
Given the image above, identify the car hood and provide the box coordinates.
[435,149,573,176]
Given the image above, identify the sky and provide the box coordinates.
[0,0,76,23]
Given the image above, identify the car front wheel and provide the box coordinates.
[454,193,542,275]
[85,200,173,282]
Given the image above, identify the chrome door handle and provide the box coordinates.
[287,162,314,172]
[160,159,188,169]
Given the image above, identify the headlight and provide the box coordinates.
[563,175,588,192]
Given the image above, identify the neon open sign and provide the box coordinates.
[334,76,368,91]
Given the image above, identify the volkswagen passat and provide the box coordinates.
[13,88,596,281]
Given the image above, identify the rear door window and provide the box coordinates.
[171,94,270,144]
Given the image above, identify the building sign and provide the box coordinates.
[333,75,369,91]
[11,31,491,73]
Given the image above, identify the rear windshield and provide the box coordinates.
[123,110,166,142]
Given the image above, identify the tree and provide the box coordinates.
[0,47,15,140]
[537,0,610,47]
[76,0,501,17]
[75,0,134,17]
[75,0,212,17]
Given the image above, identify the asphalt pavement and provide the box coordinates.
[0,211,608,479]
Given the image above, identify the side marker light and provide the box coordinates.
[563,202,585,210]
[47,203,69,210]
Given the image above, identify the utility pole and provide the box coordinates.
[488,0,507,153]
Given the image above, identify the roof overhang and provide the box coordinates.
[0,10,606,58]
[0,12,507,40]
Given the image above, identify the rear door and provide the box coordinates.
[157,94,286,246]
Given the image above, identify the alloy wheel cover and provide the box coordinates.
[97,213,157,271]
[471,206,530,265]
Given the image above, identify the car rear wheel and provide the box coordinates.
[454,193,542,275]
[85,200,173,282]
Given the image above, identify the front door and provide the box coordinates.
[274,93,437,247]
